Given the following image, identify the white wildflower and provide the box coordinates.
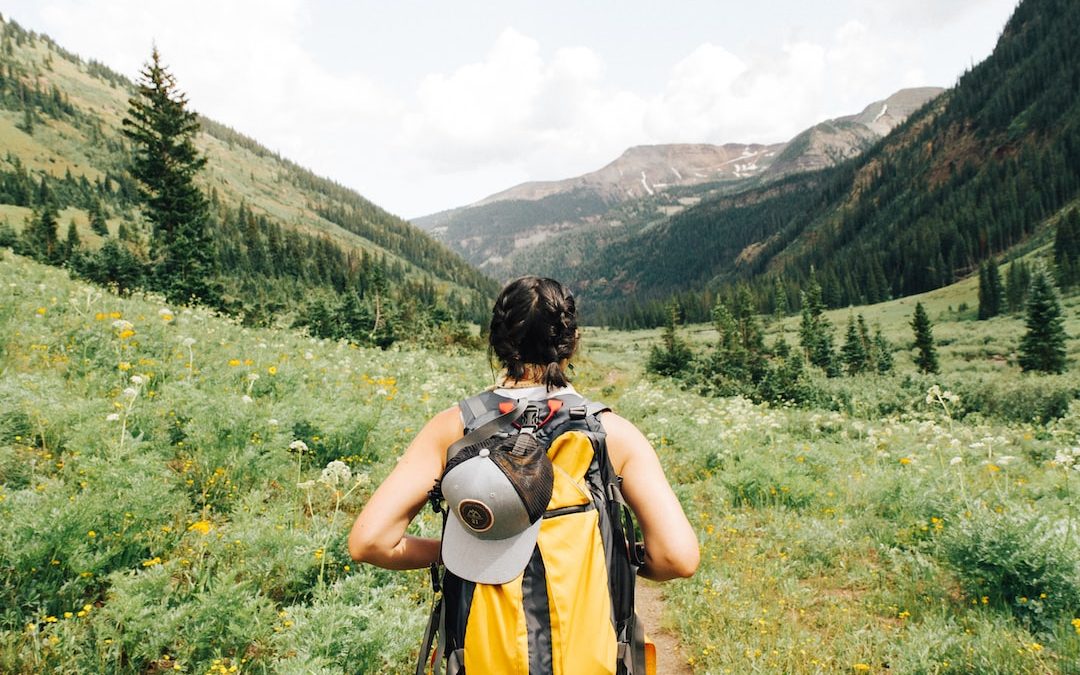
[247,373,260,382]
[304,351,314,361]
[949,456,963,466]
[130,375,145,386]
[112,319,134,331]
[241,395,253,404]
[925,384,942,405]
[106,413,120,422]
[182,337,196,347]
[320,460,352,487]
[297,480,316,491]
[122,387,138,399]
[268,418,280,427]
[289,440,310,454]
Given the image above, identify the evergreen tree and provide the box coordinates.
[841,314,870,375]
[122,47,218,305]
[977,259,1004,319]
[23,179,60,263]
[1005,260,1027,313]
[910,302,939,374]
[771,275,788,321]
[62,219,80,260]
[798,272,839,377]
[646,303,694,377]
[89,200,109,236]
[1018,268,1068,374]
[872,326,894,374]
[1055,209,1080,289]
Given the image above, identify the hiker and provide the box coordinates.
[349,275,699,674]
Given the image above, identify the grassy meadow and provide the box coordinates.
[2,248,1080,673]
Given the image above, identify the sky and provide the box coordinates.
[2,1,1018,219]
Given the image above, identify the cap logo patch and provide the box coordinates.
[458,499,494,533]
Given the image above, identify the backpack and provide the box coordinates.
[417,390,651,675]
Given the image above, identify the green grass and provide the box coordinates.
[1,249,1079,673]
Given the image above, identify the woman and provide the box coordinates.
[349,276,699,673]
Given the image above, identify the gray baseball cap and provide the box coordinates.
[440,438,553,584]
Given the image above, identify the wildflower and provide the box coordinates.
[87,530,96,538]
[36,307,47,316]
[949,456,963,466]
[44,616,58,623]
[241,395,253,404]
[899,457,912,465]
[228,359,241,367]
[289,440,310,454]
[268,418,279,426]
[247,372,259,381]
[267,366,277,375]
[130,375,145,386]
[182,337,196,347]
[297,480,316,490]
[141,557,162,567]
[187,520,212,534]
[1072,618,1080,634]
[320,460,352,487]
[304,351,314,360]
[853,665,871,672]
[106,413,120,422]
[123,387,138,399]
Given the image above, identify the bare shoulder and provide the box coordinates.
[598,411,653,472]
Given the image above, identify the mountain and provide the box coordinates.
[572,0,1080,327]
[0,15,497,333]
[412,88,942,278]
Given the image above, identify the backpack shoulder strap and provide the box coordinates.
[447,394,528,461]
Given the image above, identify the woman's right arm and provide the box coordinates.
[347,406,462,569]
[601,412,700,581]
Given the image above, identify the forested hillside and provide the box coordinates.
[569,0,1080,327]
[0,15,497,342]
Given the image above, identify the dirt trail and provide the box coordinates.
[636,581,694,674]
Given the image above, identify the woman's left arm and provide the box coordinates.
[348,406,462,569]
[602,412,700,581]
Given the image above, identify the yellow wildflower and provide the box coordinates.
[188,520,212,535]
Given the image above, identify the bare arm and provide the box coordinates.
[348,406,462,569]
[602,412,700,581]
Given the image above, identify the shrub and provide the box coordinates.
[939,506,1080,634]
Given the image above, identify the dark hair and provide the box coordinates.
[489,276,579,390]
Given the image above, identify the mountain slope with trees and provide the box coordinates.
[0,15,497,340]
[413,89,941,281]
[560,0,1080,327]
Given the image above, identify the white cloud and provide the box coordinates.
[7,0,1018,216]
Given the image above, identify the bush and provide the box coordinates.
[939,506,1080,634]
[953,375,1078,423]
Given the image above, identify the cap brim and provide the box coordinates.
[441,513,542,585]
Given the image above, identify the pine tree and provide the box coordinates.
[1005,260,1032,313]
[1018,268,1068,374]
[89,200,109,236]
[1055,209,1080,289]
[978,261,1004,319]
[23,179,60,263]
[911,302,939,374]
[798,272,839,377]
[122,47,217,305]
[646,302,694,377]
[841,314,870,375]
[872,326,894,374]
[62,219,80,260]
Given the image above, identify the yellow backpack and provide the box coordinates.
[418,392,649,675]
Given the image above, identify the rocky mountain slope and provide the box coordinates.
[413,88,942,279]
